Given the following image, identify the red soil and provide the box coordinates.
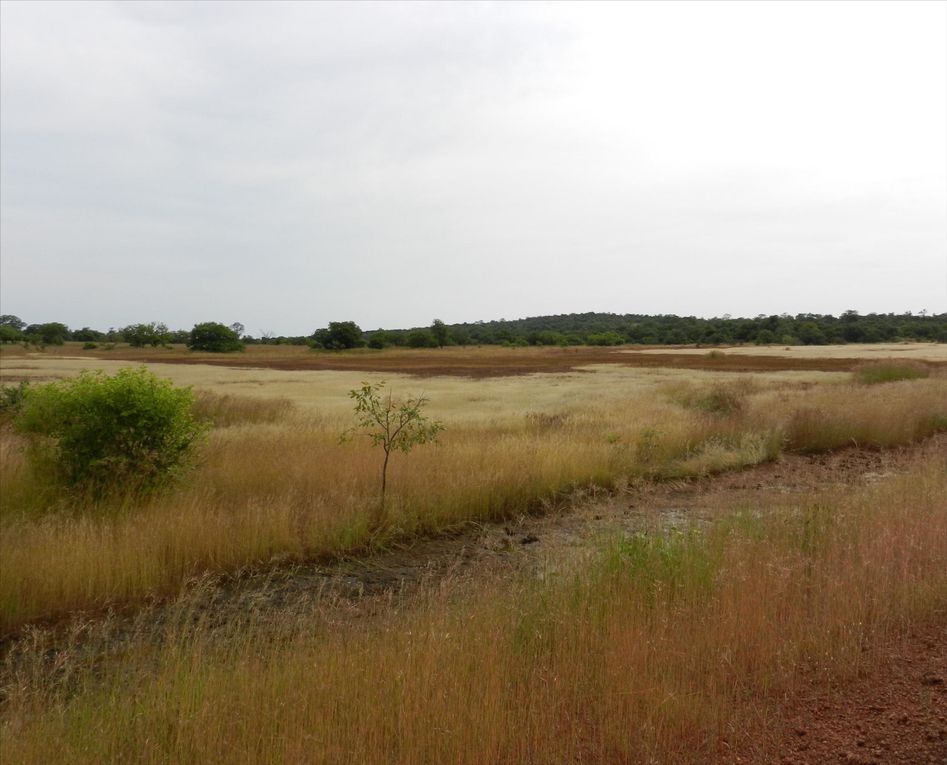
[757,623,947,765]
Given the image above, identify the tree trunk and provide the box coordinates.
[376,449,390,526]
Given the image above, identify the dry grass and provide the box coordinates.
[191,390,294,428]
[1,368,945,633]
[777,379,947,451]
[3,448,944,765]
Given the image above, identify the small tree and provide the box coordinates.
[15,368,205,495]
[342,381,443,524]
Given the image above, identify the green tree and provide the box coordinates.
[797,322,826,345]
[123,322,171,348]
[407,330,435,348]
[0,315,25,332]
[342,381,443,524]
[0,325,22,344]
[188,322,244,352]
[15,368,205,495]
[27,322,69,345]
[431,319,449,348]
[72,327,104,342]
[312,321,363,350]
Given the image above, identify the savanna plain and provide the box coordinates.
[1,343,946,764]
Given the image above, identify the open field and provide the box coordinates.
[4,341,946,379]
[1,346,946,763]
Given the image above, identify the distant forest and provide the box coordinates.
[2,310,945,350]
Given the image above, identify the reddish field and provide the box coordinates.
[33,343,947,378]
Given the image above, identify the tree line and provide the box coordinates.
[1,311,944,352]
[0,317,244,352]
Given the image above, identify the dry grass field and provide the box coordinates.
[1,344,945,763]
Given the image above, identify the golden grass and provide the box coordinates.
[191,389,294,428]
[1,368,945,633]
[3,448,945,765]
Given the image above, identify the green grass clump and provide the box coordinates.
[853,360,929,385]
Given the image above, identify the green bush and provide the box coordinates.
[0,381,30,422]
[14,368,206,495]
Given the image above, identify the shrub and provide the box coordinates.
[676,381,751,416]
[0,381,30,423]
[82,342,98,350]
[14,368,205,494]
[853,360,929,385]
[188,322,244,353]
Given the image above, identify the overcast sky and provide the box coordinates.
[1,1,945,334]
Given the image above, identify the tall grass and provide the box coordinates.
[852,359,930,385]
[191,390,294,428]
[3,449,945,764]
[1,375,945,632]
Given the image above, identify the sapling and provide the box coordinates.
[342,381,443,524]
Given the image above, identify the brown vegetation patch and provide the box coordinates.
[55,343,947,378]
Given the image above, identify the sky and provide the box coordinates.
[1,0,945,335]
